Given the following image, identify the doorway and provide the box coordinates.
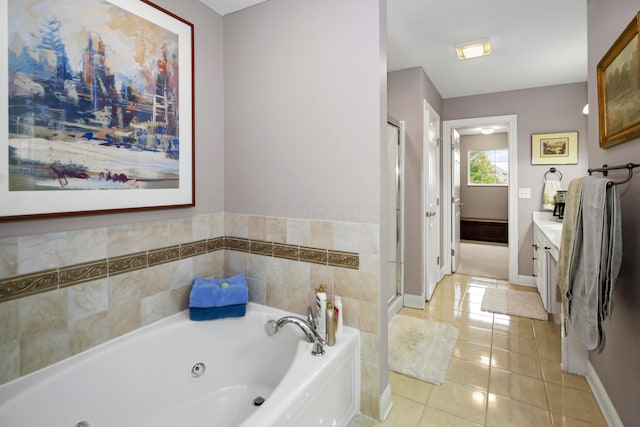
[442,115,518,284]
[423,101,440,301]
[386,117,405,317]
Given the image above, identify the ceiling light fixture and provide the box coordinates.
[583,104,589,115]
[480,128,494,135]
[456,38,492,60]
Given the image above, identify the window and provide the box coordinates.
[468,149,508,186]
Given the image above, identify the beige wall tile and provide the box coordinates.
[168,217,193,245]
[266,282,287,311]
[359,223,379,255]
[361,361,380,395]
[247,278,266,305]
[18,232,66,274]
[107,300,141,339]
[170,286,191,313]
[0,300,19,345]
[266,217,287,242]
[248,254,268,281]
[225,213,249,238]
[333,222,360,252]
[248,216,267,240]
[141,264,171,297]
[168,258,194,289]
[192,253,217,279]
[287,218,310,246]
[108,271,143,308]
[310,220,333,249]
[225,251,248,277]
[108,223,142,258]
[69,311,108,355]
[360,331,380,366]
[19,289,68,334]
[359,301,379,334]
[0,339,19,384]
[141,220,169,250]
[64,228,108,266]
[141,291,175,326]
[20,329,70,375]
[0,237,18,278]
[68,279,108,322]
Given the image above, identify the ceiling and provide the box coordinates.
[200,0,588,99]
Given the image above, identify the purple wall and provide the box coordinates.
[443,83,588,275]
[388,67,443,297]
[587,1,640,424]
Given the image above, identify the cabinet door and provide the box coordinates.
[533,227,549,311]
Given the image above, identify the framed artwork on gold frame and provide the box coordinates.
[597,11,640,149]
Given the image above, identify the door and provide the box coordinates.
[386,119,405,315]
[423,101,440,301]
[451,129,461,272]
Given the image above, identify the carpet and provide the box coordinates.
[456,241,509,280]
[388,315,459,385]
[481,288,548,320]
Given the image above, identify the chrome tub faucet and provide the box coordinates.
[265,310,325,356]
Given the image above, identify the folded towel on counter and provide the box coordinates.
[190,304,247,321]
[189,273,248,308]
[542,179,562,210]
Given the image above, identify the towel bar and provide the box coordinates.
[588,163,640,187]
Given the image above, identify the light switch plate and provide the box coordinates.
[519,188,532,199]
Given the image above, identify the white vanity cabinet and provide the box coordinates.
[532,213,562,319]
[532,212,588,375]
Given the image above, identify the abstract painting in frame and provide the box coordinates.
[531,132,578,165]
[597,11,640,148]
[1,0,194,219]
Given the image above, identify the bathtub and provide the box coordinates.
[0,302,360,427]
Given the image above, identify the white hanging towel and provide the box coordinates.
[542,179,562,210]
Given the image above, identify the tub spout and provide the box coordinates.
[265,316,325,356]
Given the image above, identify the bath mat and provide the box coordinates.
[388,315,459,385]
[481,288,548,320]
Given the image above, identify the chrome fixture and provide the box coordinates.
[265,313,326,356]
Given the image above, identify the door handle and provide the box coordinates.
[425,211,436,218]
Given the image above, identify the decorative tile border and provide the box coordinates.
[0,235,359,304]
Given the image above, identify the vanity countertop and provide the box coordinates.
[533,211,563,251]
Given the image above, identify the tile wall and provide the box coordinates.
[0,212,381,418]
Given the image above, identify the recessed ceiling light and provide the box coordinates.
[456,38,491,60]
[480,128,494,135]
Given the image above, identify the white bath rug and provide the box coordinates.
[388,315,459,385]
[481,288,548,320]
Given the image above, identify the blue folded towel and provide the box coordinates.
[190,304,247,321]
[189,273,249,308]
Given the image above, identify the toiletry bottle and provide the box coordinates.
[333,295,343,334]
[316,285,327,336]
[326,300,336,346]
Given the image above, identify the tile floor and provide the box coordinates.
[351,274,607,427]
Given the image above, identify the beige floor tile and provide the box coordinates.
[375,394,426,427]
[490,348,541,378]
[489,369,548,409]
[419,406,483,426]
[427,381,487,425]
[453,340,492,366]
[536,339,561,362]
[422,305,460,324]
[486,394,552,427]
[492,319,534,338]
[545,382,607,426]
[551,412,606,427]
[427,295,461,311]
[433,280,468,301]
[457,324,493,346]
[459,300,492,316]
[462,292,486,305]
[539,359,591,392]
[389,371,432,404]
[446,358,490,391]
[456,311,494,330]
[350,414,378,426]
[467,277,498,287]
[492,331,537,355]
[493,312,532,326]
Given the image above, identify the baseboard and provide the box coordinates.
[379,383,393,421]
[586,361,623,427]
[403,293,425,309]
[516,274,536,287]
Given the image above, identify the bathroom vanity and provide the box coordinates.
[532,211,588,375]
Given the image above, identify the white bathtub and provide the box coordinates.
[0,302,360,427]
